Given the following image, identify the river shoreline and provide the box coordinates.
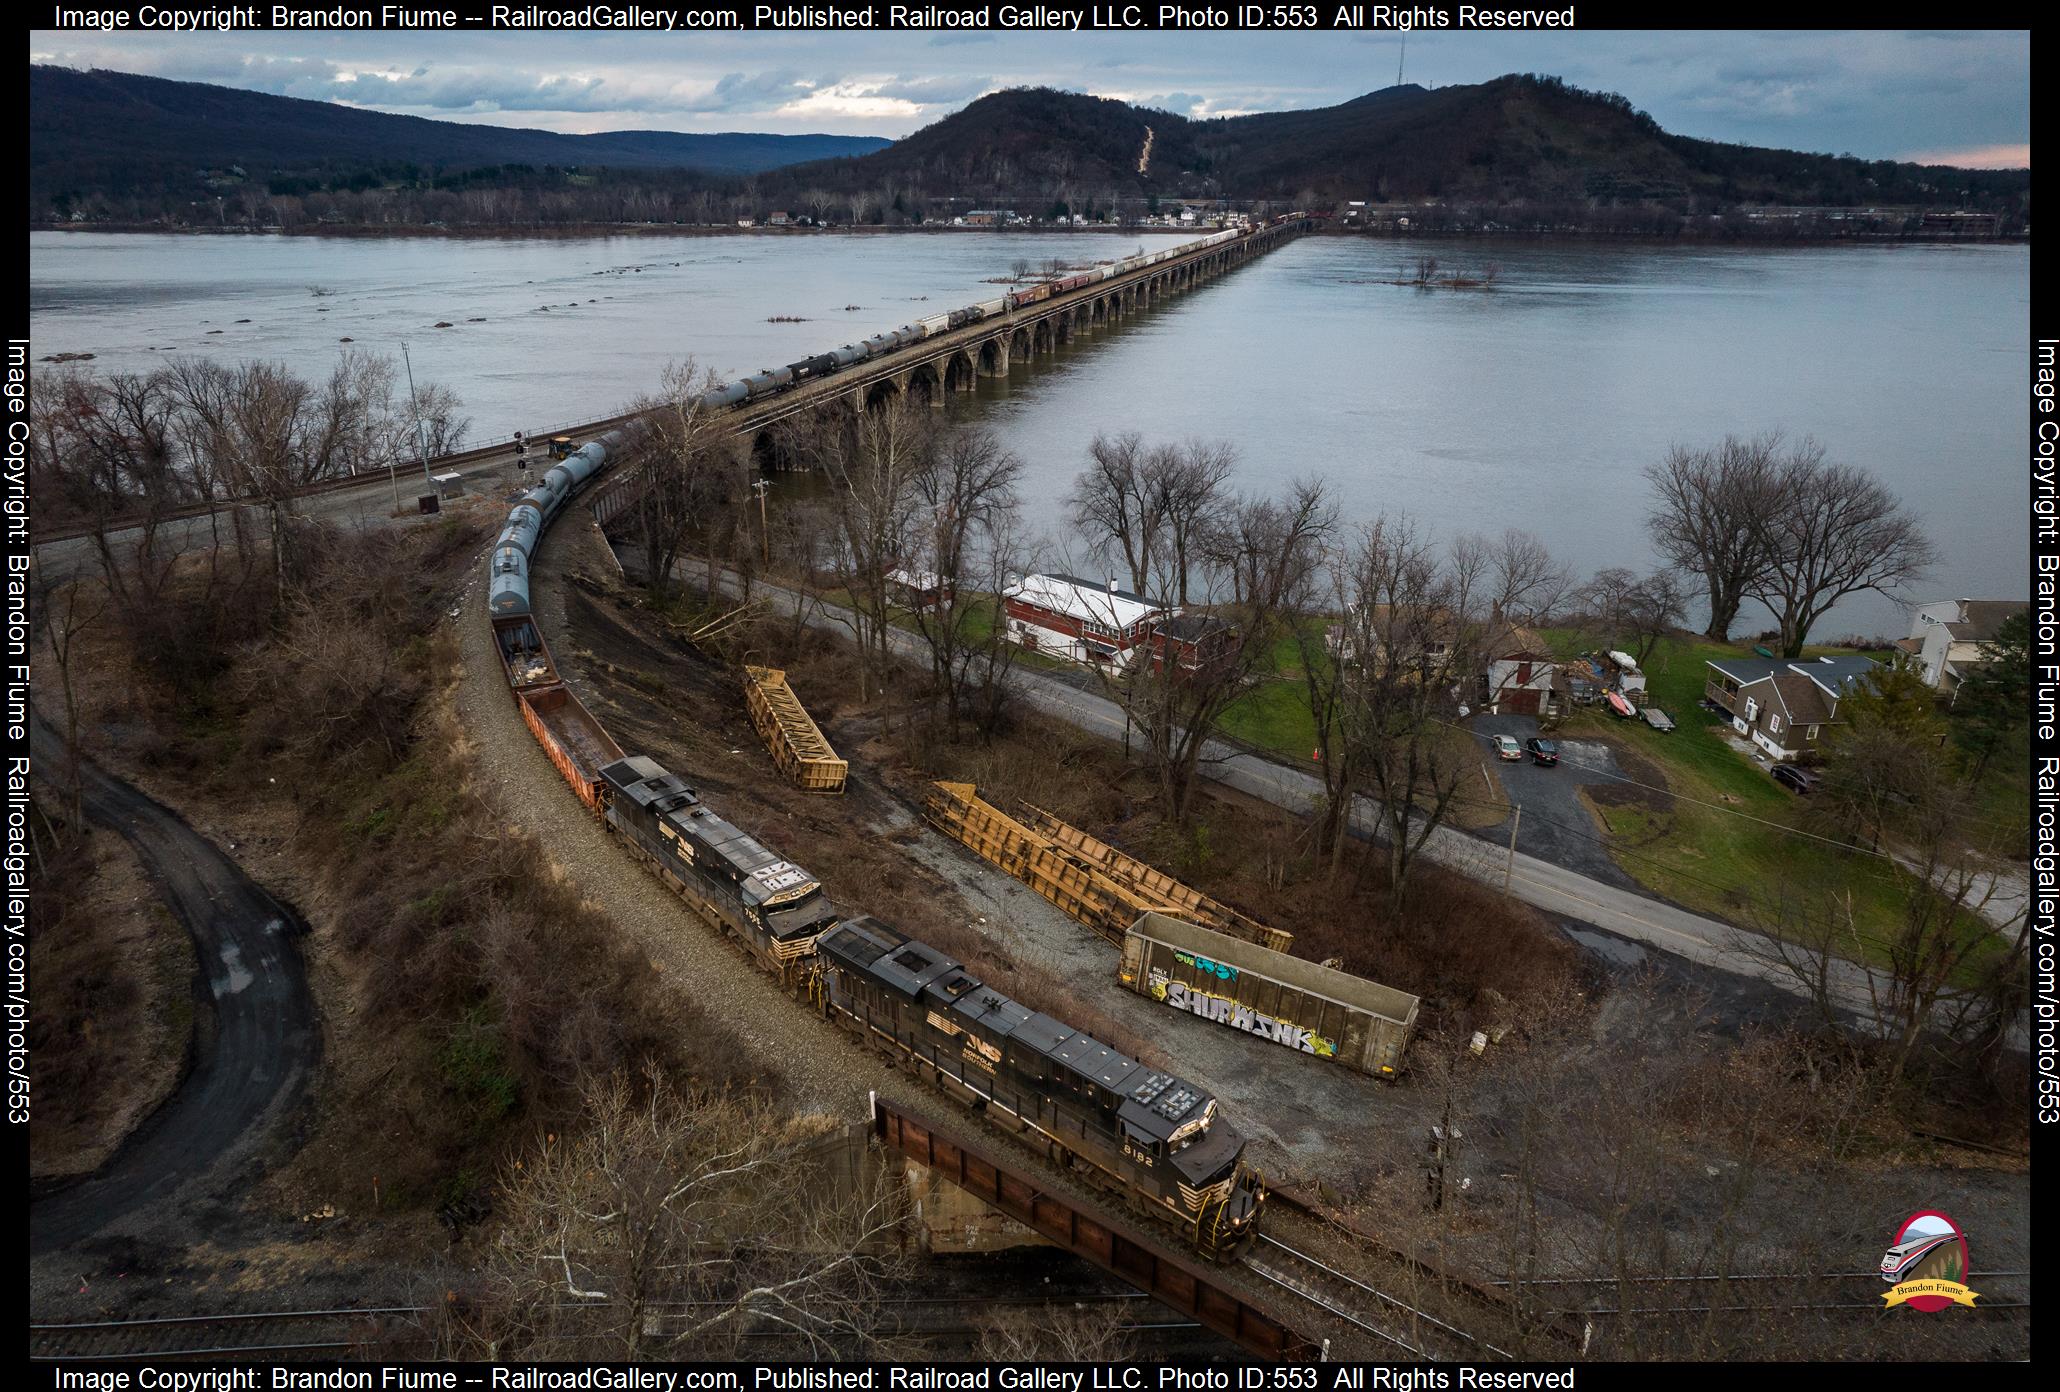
[27,220,2030,247]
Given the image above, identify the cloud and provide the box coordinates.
[1899,142,2030,169]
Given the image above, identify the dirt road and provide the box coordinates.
[28,718,319,1254]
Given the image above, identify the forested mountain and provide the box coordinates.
[772,76,2028,211]
[30,65,888,213]
[31,65,2028,231]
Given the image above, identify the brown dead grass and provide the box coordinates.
[27,811,195,1182]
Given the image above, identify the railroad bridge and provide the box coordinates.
[587,217,1311,523]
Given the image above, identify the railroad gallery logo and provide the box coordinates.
[1879,1211,1981,1311]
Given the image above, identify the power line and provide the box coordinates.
[1452,721,1905,860]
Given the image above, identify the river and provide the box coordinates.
[29,228,2028,638]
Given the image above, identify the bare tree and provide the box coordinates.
[1106,478,1334,823]
[1642,435,1783,641]
[1328,516,1499,916]
[623,359,746,600]
[1152,440,1235,607]
[1575,566,1685,665]
[1749,445,1935,658]
[1066,432,1163,595]
[37,578,106,829]
[792,400,932,704]
[452,1069,910,1361]
[975,1302,1133,1360]
[1480,528,1573,625]
[902,425,1024,737]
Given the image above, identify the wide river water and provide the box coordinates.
[30,229,2029,638]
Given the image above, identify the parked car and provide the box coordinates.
[1641,707,1676,733]
[1772,764,1822,795]
[1525,738,1559,766]
[1493,734,1524,761]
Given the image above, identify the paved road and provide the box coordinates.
[33,449,531,587]
[28,718,319,1254]
[641,554,1940,1027]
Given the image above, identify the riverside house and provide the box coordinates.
[1703,654,1879,761]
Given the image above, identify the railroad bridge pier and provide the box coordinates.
[849,221,1288,415]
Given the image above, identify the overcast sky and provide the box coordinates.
[27,28,2029,167]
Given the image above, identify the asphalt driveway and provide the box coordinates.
[1468,712,1640,890]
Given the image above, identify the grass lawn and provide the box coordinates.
[1539,631,2011,979]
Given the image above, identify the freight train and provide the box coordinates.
[535,224,1274,433]
[479,222,1283,1247]
[485,222,1283,627]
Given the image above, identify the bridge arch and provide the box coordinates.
[977,336,1007,377]
[1009,325,1033,364]
[862,377,903,412]
[905,361,944,407]
[1032,317,1056,354]
[942,349,979,395]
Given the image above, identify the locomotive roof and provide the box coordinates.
[600,756,699,813]
[820,918,1219,1141]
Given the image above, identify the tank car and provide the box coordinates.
[483,433,614,620]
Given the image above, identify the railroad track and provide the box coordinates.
[29,1294,1215,1361]
[1243,1232,1516,1360]
[29,1307,433,1361]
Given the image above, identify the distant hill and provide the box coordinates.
[771,76,2029,211]
[29,66,2027,230]
[29,66,889,208]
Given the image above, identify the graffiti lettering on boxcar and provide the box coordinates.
[1149,973,1337,1058]
[1174,951,1239,982]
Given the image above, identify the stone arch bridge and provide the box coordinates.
[587,218,1311,525]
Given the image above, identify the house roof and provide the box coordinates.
[1005,572,1167,630]
[1156,613,1235,644]
[1706,653,1878,699]
[1943,600,2026,642]
[1755,673,1835,729]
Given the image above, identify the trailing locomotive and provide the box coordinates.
[599,754,840,967]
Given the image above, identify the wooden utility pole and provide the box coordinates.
[1504,804,1522,892]
[751,477,771,564]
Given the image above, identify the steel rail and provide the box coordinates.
[1253,1232,1516,1358]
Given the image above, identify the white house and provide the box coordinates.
[1898,598,2026,697]
[1001,573,1170,669]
